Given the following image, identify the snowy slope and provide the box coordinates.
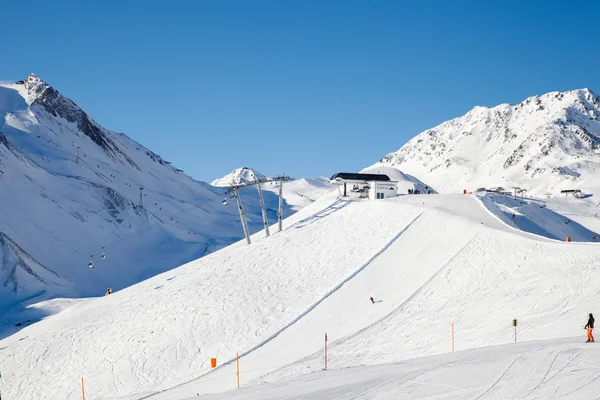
[0,74,325,323]
[479,192,600,242]
[371,89,600,196]
[3,193,600,399]
[212,167,335,211]
[191,338,600,400]
[211,167,267,187]
[261,177,335,211]
[361,165,437,194]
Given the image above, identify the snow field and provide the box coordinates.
[150,202,483,398]
[480,193,600,242]
[153,194,600,398]
[3,193,600,399]
[259,211,600,385]
[0,195,423,400]
[191,338,600,400]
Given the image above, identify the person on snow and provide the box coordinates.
[585,313,595,342]
[105,288,113,296]
[370,296,375,304]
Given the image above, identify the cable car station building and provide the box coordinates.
[330,172,398,200]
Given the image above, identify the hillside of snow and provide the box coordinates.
[361,165,437,194]
[370,88,600,196]
[211,167,267,187]
[212,167,335,211]
[194,338,600,399]
[0,74,329,330]
[3,191,600,399]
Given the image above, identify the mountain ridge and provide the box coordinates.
[371,88,600,195]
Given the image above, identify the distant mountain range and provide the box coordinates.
[370,89,600,196]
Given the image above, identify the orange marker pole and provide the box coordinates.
[81,377,85,400]
[236,352,240,389]
[452,323,455,352]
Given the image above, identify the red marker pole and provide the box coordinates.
[324,332,328,370]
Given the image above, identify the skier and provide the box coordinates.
[105,288,113,296]
[585,313,595,342]
[370,296,375,304]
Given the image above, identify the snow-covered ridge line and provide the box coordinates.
[370,88,600,196]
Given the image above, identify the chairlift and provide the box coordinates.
[101,247,106,259]
[222,198,228,206]
[89,255,94,270]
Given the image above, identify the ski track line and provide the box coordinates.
[331,231,480,347]
[472,356,522,400]
[258,230,481,384]
[285,198,352,230]
[140,211,424,399]
[523,348,564,397]
[562,354,600,397]
[343,374,403,400]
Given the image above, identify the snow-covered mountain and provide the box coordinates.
[361,165,437,194]
[211,167,267,187]
[0,74,328,318]
[212,167,335,210]
[370,88,600,195]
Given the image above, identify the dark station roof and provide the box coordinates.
[330,172,391,182]
[560,189,581,193]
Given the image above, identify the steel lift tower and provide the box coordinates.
[224,175,293,245]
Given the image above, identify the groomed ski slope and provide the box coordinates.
[2,193,600,399]
[152,194,600,399]
[0,193,421,399]
[191,338,600,400]
[480,193,600,242]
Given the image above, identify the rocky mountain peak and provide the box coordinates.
[371,88,600,195]
[211,167,267,187]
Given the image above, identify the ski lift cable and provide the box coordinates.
[20,203,201,286]
[18,203,203,286]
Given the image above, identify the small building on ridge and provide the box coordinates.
[330,172,398,199]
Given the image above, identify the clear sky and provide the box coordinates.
[2,0,600,182]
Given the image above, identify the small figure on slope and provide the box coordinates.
[370,296,375,304]
[105,288,113,296]
[585,313,595,343]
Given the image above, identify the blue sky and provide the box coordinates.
[2,0,600,182]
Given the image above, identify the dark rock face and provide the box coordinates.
[24,74,139,169]
[0,131,9,149]
[0,232,60,292]
[104,187,128,224]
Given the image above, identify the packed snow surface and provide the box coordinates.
[2,192,600,399]
[190,338,600,400]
